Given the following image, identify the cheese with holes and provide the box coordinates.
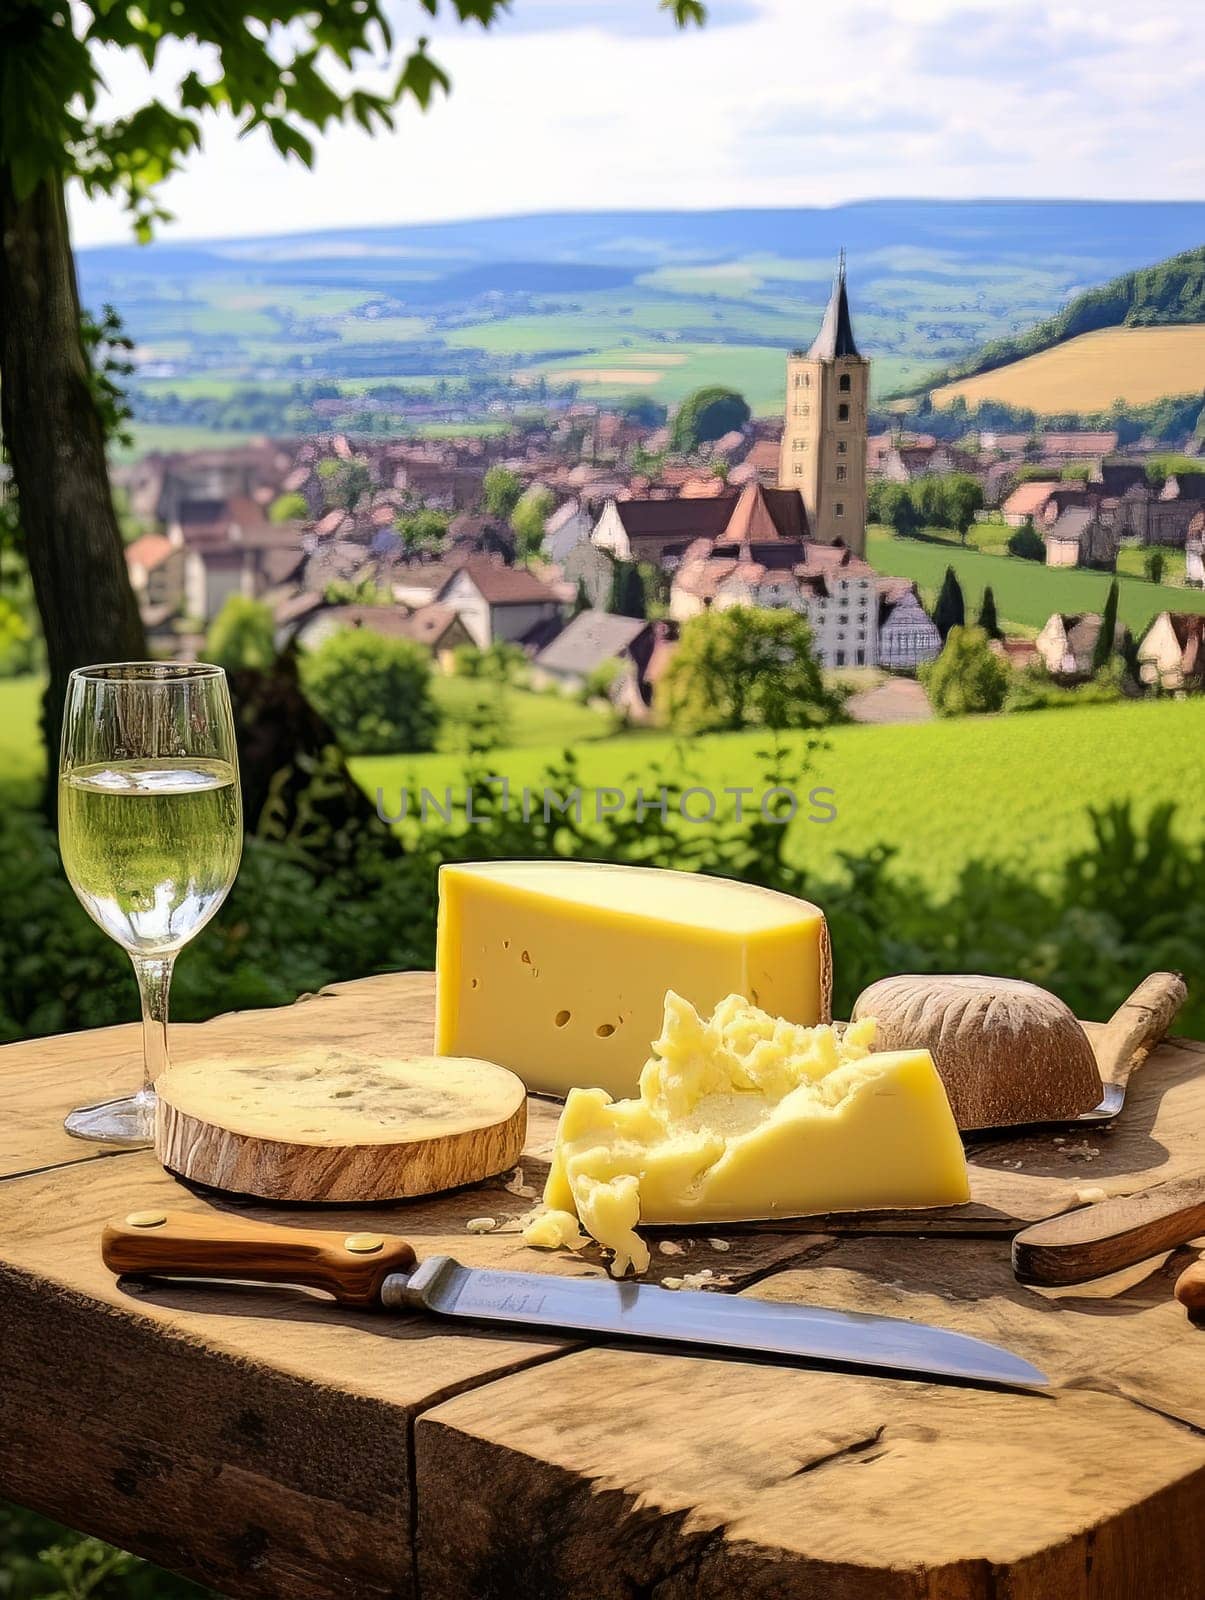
[542,992,969,1275]
[435,861,830,1099]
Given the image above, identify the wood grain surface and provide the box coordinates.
[155,1047,527,1203]
[1013,1167,1205,1285]
[2,971,1204,1600]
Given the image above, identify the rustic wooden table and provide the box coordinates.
[2,973,1204,1600]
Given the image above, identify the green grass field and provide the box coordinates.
[430,677,613,753]
[355,697,1205,893]
[866,528,1205,634]
[0,677,44,805]
[9,670,1200,896]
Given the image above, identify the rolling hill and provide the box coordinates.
[931,324,1205,415]
[913,245,1205,415]
[76,201,1205,442]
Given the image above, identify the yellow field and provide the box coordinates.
[932,325,1205,414]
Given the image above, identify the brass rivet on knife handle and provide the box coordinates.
[1012,1167,1205,1287]
[344,1233,384,1254]
[126,1210,167,1229]
[101,1210,417,1306]
[1092,971,1187,1093]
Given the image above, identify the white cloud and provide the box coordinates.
[69,0,1205,247]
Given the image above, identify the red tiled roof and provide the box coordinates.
[125,534,176,571]
[439,556,561,606]
[1002,480,1060,518]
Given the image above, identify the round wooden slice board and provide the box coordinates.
[154,1045,527,1203]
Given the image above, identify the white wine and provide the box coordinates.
[59,757,243,954]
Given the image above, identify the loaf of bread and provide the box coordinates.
[851,974,1102,1130]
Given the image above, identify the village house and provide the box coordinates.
[878,587,942,670]
[1035,612,1127,681]
[529,611,656,700]
[670,540,880,671]
[543,498,595,565]
[591,493,740,566]
[1137,612,1205,693]
[1187,517,1204,586]
[124,534,186,614]
[295,602,474,668]
[1043,505,1120,570]
[426,556,568,648]
[1001,479,1061,527]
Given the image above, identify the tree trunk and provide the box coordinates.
[0,169,147,813]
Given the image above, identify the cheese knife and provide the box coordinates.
[102,1210,1047,1389]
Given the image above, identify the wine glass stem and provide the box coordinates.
[132,953,175,1094]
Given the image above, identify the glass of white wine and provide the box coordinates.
[58,662,243,1145]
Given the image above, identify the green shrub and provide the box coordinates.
[1005,661,1125,714]
[268,490,308,522]
[1007,522,1046,561]
[921,625,1010,717]
[206,595,277,673]
[299,628,439,755]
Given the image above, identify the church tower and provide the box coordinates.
[778,252,868,554]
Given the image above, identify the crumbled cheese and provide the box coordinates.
[661,1276,684,1290]
[543,991,968,1277]
[708,1238,731,1252]
[466,1216,498,1234]
[1074,1186,1109,1204]
[1063,1141,1101,1161]
[658,1240,684,1256]
[521,1208,585,1250]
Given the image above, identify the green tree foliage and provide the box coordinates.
[206,595,277,673]
[921,625,1009,717]
[511,485,554,563]
[932,565,966,639]
[1144,549,1167,585]
[1062,463,1093,484]
[299,628,439,756]
[669,386,751,453]
[609,559,647,620]
[269,491,309,523]
[324,459,373,512]
[658,607,843,734]
[943,473,985,541]
[1007,522,1046,561]
[976,586,1002,640]
[482,465,522,521]
[395,506,450,557]
[1092,580,1121,675]
[1144,453,1201,489]
[618,395,668,427]
[322,577,392,606]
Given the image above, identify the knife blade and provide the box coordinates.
[101,1211,1047,1390]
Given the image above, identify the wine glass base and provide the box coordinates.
[64,1090,156,1148]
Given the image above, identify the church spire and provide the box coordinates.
[808,249,859,360]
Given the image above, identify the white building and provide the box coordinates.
[878,590,942,670]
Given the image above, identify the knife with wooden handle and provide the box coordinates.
[1012,1168,1205,1286]
[102,1210,1048,1389]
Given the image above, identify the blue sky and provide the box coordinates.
[72,0,1205,245]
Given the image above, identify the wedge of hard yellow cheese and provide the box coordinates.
[435,861,830,1098]
[538,992,970,1275]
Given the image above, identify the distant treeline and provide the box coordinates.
[130,375,573,435]
[899,245,1205,395]
[869,390,1205,447]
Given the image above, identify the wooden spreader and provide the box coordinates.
[2,971,1204,1600]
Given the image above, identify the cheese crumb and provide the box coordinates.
[575,1174,650,1278]
[466,1216,498,1234]
[521,1208,585,1250]
[658,1240,684,1256]
[1074,1186,1109,1205]
[708,1238,731,1252]
[662,1276,684,1290]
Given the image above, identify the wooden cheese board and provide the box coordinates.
[155,1041,526,1203]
